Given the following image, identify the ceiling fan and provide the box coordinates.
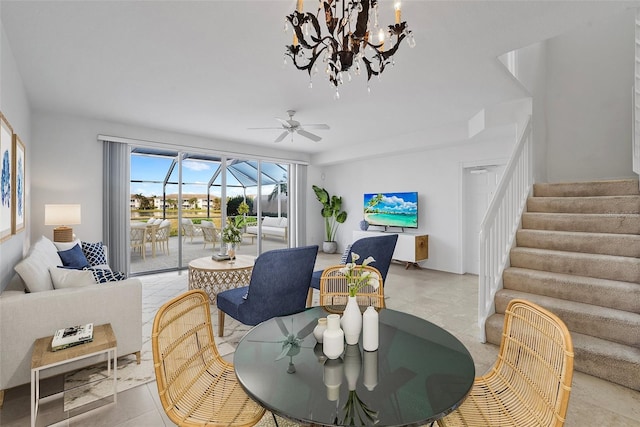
[248,110,330,143]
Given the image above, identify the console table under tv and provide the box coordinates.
[353,230,428,269]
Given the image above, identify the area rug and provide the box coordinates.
[63,303,251,411]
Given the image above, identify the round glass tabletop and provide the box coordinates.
[234,306,475,426]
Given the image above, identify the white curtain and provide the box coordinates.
[102,140,130,273]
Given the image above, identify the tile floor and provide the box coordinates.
[2,252,639,426]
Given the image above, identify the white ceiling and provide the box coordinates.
[2,1,638,159]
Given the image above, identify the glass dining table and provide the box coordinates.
[233,306,475,427]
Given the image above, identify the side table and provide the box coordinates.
[188,255,255,304]
[31,323,117,427]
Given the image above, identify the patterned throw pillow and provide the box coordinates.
[87,268,127,283]
[82,241,108,266]
[340,244,352,264]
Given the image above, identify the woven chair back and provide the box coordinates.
[319,265,384,310]
[152,290,265,427]
[438,298,574,427]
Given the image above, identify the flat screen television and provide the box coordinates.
[363,191,418,229]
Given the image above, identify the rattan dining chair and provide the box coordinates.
[306,234,397,307]
[319,265,385,311]
[152,289,266,427]
[437,298,574,427]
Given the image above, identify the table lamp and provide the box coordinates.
[45,204,81,242]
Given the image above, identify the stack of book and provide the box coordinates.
[51,323,94,351]
[211,253,230,261]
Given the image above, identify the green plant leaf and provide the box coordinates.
[312,185,329,205]
[336,211,347,224]
[321,206,333,218]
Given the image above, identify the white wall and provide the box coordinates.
[513,41,548,183]
[0,24,32,291]
[545,9,635,182]
[30,111,312,245]
[307,129,516,274]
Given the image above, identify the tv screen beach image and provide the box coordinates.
[364,192,418,228]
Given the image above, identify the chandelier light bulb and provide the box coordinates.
[377,28,385,44]
[408,32,416,48]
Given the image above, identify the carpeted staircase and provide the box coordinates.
[484,178,640,391]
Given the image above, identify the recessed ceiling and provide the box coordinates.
[2,1,638,160]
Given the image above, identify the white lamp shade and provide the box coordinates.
[45,204,82,226]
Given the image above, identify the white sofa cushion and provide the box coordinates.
[49,267,97,289]
[53,238,81,252]
[14,236,62,293]
[262,217,281,227]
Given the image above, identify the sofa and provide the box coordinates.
[0,236,142,405]
[245,216,288,241]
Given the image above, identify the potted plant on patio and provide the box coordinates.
[312,185,348,254]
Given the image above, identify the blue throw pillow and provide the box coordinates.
[87,268,127,283]
[58,244,91,270]
[82,241,107,266]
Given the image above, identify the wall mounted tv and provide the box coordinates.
[363,192,419,229]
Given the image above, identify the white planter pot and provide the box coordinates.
[322,241,338,254]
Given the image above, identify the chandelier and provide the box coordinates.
[284,0,415,97]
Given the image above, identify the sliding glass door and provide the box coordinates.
[129,148,294,275]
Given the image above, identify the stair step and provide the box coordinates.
[515,229,640,258]
[533,179,640,197]
[494,289,640,347]
[522,212,640,234]
[485,314,640,391]
[527,195,640,214]
[503,267,640,314]
[509,247,640,283]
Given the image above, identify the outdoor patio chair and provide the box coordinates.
[306,234,398,306]
[130,226,146,259]
[437,298,574,427]
[181,218,202,243]
[154,220,171,255]
[319,265,384,312]
[216,245,318,337]
[152,289,266,427]
[201,220,220,251]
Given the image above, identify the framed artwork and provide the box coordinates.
[0,112,13,242]
[13,134,25,234]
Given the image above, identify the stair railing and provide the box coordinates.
[478,116,533,342]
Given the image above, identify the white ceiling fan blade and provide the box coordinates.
[274,131,289,143]
[275,117,294,128]
[301,124,330,130]
[296,129,322,142]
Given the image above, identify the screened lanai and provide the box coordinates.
[129,147,291,275]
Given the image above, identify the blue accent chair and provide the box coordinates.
[217,245,319,337]
[306,234,398,306]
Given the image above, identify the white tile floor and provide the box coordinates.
[2,252,639,426]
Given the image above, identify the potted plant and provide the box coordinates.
[312,185,348,254]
